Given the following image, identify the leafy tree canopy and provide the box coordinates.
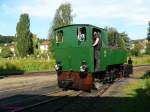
[0,35,15,44]
[48,2,73,39]
[48,2,73,57]
[105,27,130,49]
[147,21,150,41]
[16,13,33,57]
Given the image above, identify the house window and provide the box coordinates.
[77,27,86,41]
[56,30,63,43]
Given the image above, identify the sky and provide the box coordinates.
[0,0,150,40]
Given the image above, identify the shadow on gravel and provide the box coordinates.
[0,63,24,77]
[0,91,150,112]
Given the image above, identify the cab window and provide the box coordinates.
[56,30,63,43]
[77,27,86,41]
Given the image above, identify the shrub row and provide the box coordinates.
[0,58,55,75]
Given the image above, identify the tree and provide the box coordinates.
[146,42,150,55]
[131,42,143,56]
[48,2,73,56]
[50,2,73,32]
[147,21,150,41]
[120,32,130,49]
[49,2,73,38]
[105,27,130,49]
[31,34,40,54]
[0,35,15,44]
[118,36,125,49]
[146,21,150,55]
[105,27,118,46]
[16,13,33,57]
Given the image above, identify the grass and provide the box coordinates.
[106,70,150,112]
[0,58,55,75]
[122,70,150,97]
[132,55,150,65]
[103,79,149,112]
[122,80,146,97]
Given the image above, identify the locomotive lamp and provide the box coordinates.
[55,61,62,71]
[80,61,88,72]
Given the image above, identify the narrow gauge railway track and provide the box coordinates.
[6,76,131,112]
[0,84,57,94]
[11,90,83,112]
[0,84,59,100]
[2,78,124,112]
[1,65,149,112]
[99,77,125,96]
[1,65,148,95]
[96,78,123,96]
[97,83,111,96]
[12,83,115,112]
[0,90,61,110]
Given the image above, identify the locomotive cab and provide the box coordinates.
[54,24,107,73]
[54,24,102,91]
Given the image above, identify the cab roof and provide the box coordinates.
[54,24,105,31]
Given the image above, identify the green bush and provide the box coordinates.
[145,79,150,96]
[143,70,150,79]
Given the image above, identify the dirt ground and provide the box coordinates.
[0,66,150,112]
[0,73,58,99]
[0,66,149,99]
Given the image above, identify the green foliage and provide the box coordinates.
[145,79,150,96]
[48,2,73,56]
[146,21,150,55]
[124,79,150,97]
[0,47,13,58]
[16,13,33,57]
[131,42,143,56]
[144,70,150,79]
[0,58,55,75]
[146,42,150,55]
[51,2,73,30]
[120,32,130,49]
[105,27,117,46]
[118,37,126,49]
[0,35,15,44]
[105,27,130,49]
[49,38,55,58]
[39,38,48,43]
[147,21,150,41]
[31,34,40,54]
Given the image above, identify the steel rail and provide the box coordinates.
[12,90,82,112]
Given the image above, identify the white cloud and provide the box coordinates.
[71,0,150,26]
[1,0,150,26]
[1,0,150,39]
